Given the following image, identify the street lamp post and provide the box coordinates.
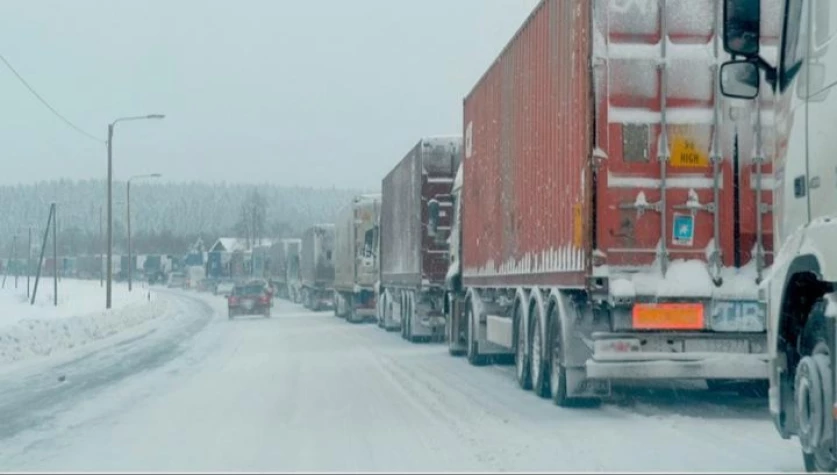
[106,114,165,309]
[127,173,161,291]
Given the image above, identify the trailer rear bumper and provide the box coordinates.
[585,353,769,380]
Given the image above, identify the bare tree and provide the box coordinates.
[236,189,268,249]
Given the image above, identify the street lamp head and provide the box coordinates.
[147,114,165,120]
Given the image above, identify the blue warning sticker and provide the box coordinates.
[672,213,695,247]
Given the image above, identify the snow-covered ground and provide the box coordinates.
[0,291,810,472]
[0,279,165,367]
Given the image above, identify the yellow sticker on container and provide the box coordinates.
[573,203,583,248]
[670,135,709,168]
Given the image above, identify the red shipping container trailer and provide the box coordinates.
[377,137,461,340]
[445,0,773,404]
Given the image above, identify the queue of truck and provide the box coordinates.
[263,0,837,471]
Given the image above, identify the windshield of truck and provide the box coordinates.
[781,0,807,90]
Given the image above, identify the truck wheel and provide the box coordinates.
[405,295,416,342]
[530,309,550,398]
[377,294,386,328]
[400,294,409,340]
[447,301,466,357]
[797,309,837,472]
[547,303,599,407]
[347,303,358,324]
[466,299,487,366]
[264,308,271,318]
[514,303,532,390]
[228,310,234,320]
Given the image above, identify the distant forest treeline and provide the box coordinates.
[0,179,365,256]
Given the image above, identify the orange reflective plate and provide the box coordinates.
[632,303,705,330]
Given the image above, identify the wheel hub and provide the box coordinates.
[796,353,833,454]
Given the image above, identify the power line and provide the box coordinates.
[0,52,105,144]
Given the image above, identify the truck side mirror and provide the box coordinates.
[720,60,760,99]
[798,62,829,102]
[723,0,760,57]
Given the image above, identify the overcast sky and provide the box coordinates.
[0,0,540,190]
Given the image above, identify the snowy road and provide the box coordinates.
[0,291,808,472]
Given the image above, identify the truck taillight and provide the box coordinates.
[259,295,269,304]
[229,296,238,306]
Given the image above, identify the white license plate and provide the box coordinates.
[684,339,749,353]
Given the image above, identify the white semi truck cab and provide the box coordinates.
[721,0,837,471]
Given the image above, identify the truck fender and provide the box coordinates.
[465,287,486,341]
[773,254,826,439]
[528,287,547,350]
[548,289,590,369]
[513,288,530,353]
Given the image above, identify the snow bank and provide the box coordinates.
[0,279,166,365]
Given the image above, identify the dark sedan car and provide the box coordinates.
[227,282,272,319]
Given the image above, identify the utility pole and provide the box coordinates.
[2,234,15,289]
[127,173,160,292]
[13,232,18,289]
[31,203,55,306]
[53,204,58,306]
[106,123,113,309]
[99,205,103,287]
[27,226,31,299]
[127,178,132,291]
[105,114,165,309]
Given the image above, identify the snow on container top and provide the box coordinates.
[381,137,461,288]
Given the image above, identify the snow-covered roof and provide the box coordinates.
[210,237,276,253]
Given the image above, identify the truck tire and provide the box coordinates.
[228,309,234,320]
[377,294,386,328]
[547,302,600,407]
[515,302,532,390]
[346,299,359,324]
[405,294,418,342]
[530,307,550,398]
[447,299,466,356]
[466,298,488,366]
[797,307,837,473]
[400,293,409,341]
[386,299,399,332]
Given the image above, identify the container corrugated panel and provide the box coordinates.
[594,0,774,283]
[463,0,773,294]
[300,224,335,287]
[268,243,288,280]
[381,142,422,287]
[333,201,356,291]
[462,0,592,288]
[381,138,460,288]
